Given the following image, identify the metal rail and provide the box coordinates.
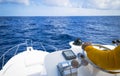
[0,43,27,69]
[0,39,58,70]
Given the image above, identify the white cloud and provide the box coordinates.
[0,0,30,5]
[0,0,120,10]
[42,0,120,10]
[110,0,120,9]
[43,0,72,7]
[84,0,120,9]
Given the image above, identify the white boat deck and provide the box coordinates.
[45,42,120,76]
[45,52,120,76]
[45,50,66,76]
[0,47,49,76]
[1,42,120,76]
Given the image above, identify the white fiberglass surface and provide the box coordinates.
[0,50,48,76]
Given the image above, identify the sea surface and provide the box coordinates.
[0,16,120,69]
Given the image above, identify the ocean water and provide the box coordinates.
[0,16,120,69]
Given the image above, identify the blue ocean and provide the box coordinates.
[0,16,120,69]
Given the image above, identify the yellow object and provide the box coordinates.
[85,45,120,70]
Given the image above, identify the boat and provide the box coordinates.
[0,39,120,76]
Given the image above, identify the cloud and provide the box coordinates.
[67,0,120,10]
[0,0,120,10]
[0,0,30,5]
[82,0,120,10]
[41,0,120,10]
[42,0,72,7]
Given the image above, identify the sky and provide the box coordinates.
[0,0,120,16]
